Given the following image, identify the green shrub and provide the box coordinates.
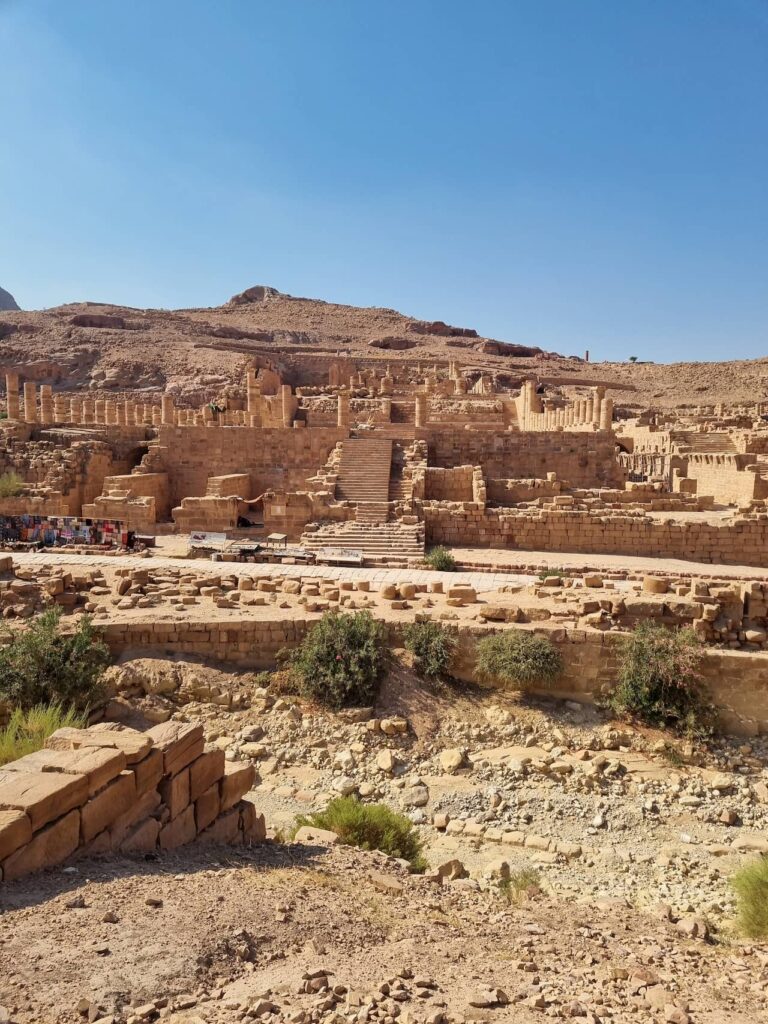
[499,866,542,902]
[424,546,457,572]
[0,471,24,498]
[0,608,109,713]
[475,630,562,688]
[0,703,87,766]
[608,621,710,734]
[403,620,456,678]
[293,796,426,871]
[287,610,384,709]
[537,567,564,583]
[732,857,768,938]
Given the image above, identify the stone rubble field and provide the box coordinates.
[2,655,764,1022]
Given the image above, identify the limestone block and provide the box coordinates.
[220,761,256,812]
[2,809,80,882]
[198,807,241,844]
[0,769,88,832]
[147,721,204,776]
[159,803,196,850]
[109,789,161,847]
[189,748,225,802]
[2,746,126,798]
[46,725,152,765]
[195,784,220,832]
[0,809,32,861]
[160,767,190,820]
[81,771,136,844]
[120,817,160,853]
[133,747,164,795]
[240,799,266,842]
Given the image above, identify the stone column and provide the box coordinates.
[94,399,105,425]
[337,392,350,429]
[599,397,614,431]
[83,398,95,423]
[54,395,67,424]
[39,385,54,425]
[161,394,175,425]
[380,397,392,422]
[414,392,427,428]
[592,386,605,427]
[116,402,126,426]
[5,373,20,420]
[23,382,37,423]
[584,397,593,426]
[71,396,82,425]
[151,405,161,426]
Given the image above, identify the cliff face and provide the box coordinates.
[0,286,20,311]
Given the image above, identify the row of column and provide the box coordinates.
[517,378,613,432]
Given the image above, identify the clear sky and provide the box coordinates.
[1,0,767,362]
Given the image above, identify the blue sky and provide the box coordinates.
[1,0,767,362]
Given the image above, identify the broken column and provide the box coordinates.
[280,384,294,428]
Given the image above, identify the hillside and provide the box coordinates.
[0,285,762,409]
[0,285,20,311]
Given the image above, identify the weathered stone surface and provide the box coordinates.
[2,809,80,881]
[160,767,190,820]
[195,784,220,832]
[147,721,204,776]
[133,747,163,795]
[294,825,339,845]
[81,771,136,843]
[0,769,88,831]
[119,816,160,853]
[46,725,152,765]
[2,746,126,797]
[220,761,255,812]
[189,748,225,802]
[159,803,196,850]
[0,809,32,861]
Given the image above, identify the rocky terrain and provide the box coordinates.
[0,285,764,409]
[4,654,765,1023]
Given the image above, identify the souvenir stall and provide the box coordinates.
[0,515,128,548]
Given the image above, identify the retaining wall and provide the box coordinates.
[0,721,263,883]
[97,617,768,737]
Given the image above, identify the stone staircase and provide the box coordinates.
[672,431,738,454]
[336,438,393,503]
[300,518,425,567]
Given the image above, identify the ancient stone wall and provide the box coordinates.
[153,426,346,507]
[679,454,767,506]
[90,617,768,736]
[422,429,623,488]
[423,505,768,567]
[424,466,476,502]
[0,721,263,882]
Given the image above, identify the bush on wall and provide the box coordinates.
[475,629,562,688]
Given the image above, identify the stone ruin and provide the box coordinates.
[0,358,766,567]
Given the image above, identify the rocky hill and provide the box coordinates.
[0,285,19,311]
[0,284,761,409]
